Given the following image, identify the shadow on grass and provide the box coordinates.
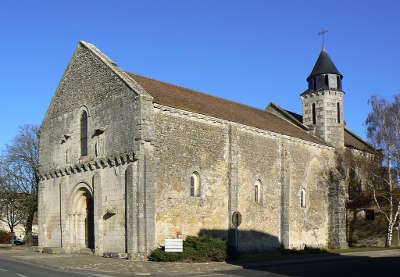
[221,256,400,277]
[150,228,400,276]
[199,228,337,263]
[199,229,400,276]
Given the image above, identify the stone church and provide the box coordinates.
[38,41,373,258]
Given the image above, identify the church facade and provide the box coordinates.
[38,41,373,258]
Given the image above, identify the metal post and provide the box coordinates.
[234,226,238,250]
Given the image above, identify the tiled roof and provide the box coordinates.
[267,103,374,153]
[127,73,327,146]
[344,128,375,153]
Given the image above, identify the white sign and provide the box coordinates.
[165,239,183,252]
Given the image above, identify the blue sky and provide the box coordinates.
[0,0,399,149]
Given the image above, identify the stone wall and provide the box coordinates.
[153,105,338,251]
[38,42,156,256]
[38,166,128,253]
[237,129,333,250]
[39,43,138,174]
[38,177,62,248]
[236,128,282,251]
[287,144,331,248]
[153,106,230,245]
[301,90,344,148]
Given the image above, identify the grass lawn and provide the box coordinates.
[234,248,334,263]
[328,246,400,254]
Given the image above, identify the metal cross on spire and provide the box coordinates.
[318,29,328,50]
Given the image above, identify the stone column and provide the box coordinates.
[132,94,156,259]
[79,214,86,248]
[280,143,290,249]
[143,143,156,256]
[136,149,146,258]
[73,214,78,247]
[59,179,64,248]
[227,124,240,250]
[328,170,348,248]
[125,162,138,256]
[93,173,104,255]
[38,179,47,248]
[60,176,70,250]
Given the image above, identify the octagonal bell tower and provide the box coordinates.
[301,47,345,148]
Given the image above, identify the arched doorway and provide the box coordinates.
[71,186,95,250]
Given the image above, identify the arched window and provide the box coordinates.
[254,180,262,204]
[325,75,329,88]
[312,103,316,125]
[337,102,341,124]
[301,189,306,208]
[80,111,88,156]
[190,172,200,197]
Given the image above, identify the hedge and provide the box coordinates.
[149,236,227,262]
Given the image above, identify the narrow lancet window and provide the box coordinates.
[301,189,306,208]
[254,180,262,204]
[255,184,259,203]
[80,111,88,156]
[337,102,341,124]
[312,103,316,125]
[325,75,329,88]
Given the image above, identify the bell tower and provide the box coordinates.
[301,47,345,148]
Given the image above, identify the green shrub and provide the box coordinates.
[0,231,12,244]
[149,236,227,262]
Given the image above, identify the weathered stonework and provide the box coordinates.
[328,170,348,248]
[39,42,156,257]
[301,90,345,148]
[38,42,359,259]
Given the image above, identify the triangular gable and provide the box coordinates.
[265,102,309,131]
[41,41,151,127]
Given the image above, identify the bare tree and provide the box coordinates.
[1,125,39,244]
[391,95,400,182]
[366,95,400,247]
[0,190,26,235]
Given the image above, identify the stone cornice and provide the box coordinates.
[301,89,345,98]
[39,152,135,181]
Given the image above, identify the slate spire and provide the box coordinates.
[301,46,345,149]
[307,48,342,81]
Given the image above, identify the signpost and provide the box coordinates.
[165,239,183,252]
[232,211,242,228]
[232,211,242,250]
